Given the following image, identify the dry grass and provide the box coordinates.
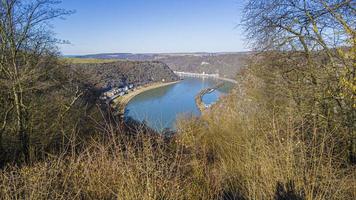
[0,132,222,200]
[178,94,355,200]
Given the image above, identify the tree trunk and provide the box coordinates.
[12,86,30,163]
[0,131,3,167]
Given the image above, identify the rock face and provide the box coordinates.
[72,60,179,89]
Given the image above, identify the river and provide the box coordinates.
[124,77,234,131]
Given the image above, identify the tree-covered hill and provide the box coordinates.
[74,52,250,79]
[70,60,179,89]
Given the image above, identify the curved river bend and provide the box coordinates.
[125,77,233,131]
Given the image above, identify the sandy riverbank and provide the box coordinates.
[113,80,180,114]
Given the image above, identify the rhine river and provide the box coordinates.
[125,77,234,131]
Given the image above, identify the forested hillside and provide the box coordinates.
[71,60,179,89]
[76,52,249,78]
[157,53,249,78]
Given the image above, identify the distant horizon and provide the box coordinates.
[63,50,251,57]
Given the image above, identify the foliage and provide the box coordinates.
[0,0,97,166]
[0,131,222,200]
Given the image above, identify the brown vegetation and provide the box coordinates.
[71,60,179,89]
[0,0,355,200]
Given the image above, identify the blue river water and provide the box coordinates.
[125,77,233,131]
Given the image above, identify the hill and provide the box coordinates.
[157,53,249,78]
[74,52,251,79]
[76,53,157,61]
[70,60,179,90]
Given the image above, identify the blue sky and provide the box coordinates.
[53,0,248,55]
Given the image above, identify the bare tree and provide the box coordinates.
[242,0,354,50]
[0,0,73,163]
[242,0,355,162]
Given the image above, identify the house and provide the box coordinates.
[103,87,122,97]
[104,91,115,97]
[123,86,129,91]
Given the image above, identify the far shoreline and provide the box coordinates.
[216,77,237,84]
[113,80,181,114]
[173,71,237,84]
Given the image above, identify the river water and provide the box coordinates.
[125,77,234,131]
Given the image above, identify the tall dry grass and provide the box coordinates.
[0,131,222,200]
[178,99,355,199]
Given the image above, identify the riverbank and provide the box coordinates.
[216,77,237,84]
[195,82,224,112]
[173,71,237,84]
[113,80,180,114]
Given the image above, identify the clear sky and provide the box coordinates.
[53,0,248,55]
